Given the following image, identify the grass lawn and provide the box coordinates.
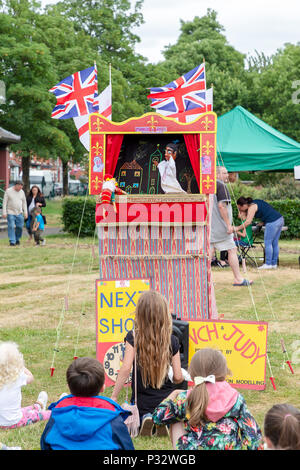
[42,197,63,227]
[0,200,299,450]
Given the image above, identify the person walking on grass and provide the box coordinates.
[32,206,46,246]
[210,167,253,287]
[2,181,27,246]
[26,185,46,242]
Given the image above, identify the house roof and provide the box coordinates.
[120,160,142,170]
[0,126,21,144]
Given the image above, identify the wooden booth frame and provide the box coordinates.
[88,111,217,196]
[89,111,218,321]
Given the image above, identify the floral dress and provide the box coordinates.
[152,391,263,450]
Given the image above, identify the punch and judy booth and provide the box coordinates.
[89,111,217,323]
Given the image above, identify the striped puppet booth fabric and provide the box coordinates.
[97,195,213,320]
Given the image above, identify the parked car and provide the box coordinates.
[26,170,54,197]
[54,183,63,196]
[68,180,87,195]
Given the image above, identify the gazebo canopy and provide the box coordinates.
[217,106,300,171]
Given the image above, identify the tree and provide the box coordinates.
[0,0,76,192]
[0,0,110,193]
[251,43,300,142]
[147,9,251,116]
[52,0,147,120]
[35,2,104,194]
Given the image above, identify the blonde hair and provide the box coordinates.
[134,290,172,389]
[0,342,24,389]
[187,349,231,427]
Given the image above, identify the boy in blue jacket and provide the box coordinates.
[40,357,134,450]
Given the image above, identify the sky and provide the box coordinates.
[131,0,300,63]
[40,0,300,64]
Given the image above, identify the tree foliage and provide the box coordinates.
[147,9,251,116]
[1,3,300,196]
[250,43,300,142]
[52,0,147,120]
[0,0,146,192]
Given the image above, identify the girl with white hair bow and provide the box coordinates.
[152,348,263,450]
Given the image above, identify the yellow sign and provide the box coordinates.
[96,279,150,385]
[188,319,268,390]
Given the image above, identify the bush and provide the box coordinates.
[62,196,96,237]
[62,194,300,240]
[270,199,300,238]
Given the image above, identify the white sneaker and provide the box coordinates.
[41,239,46,246]
[271,265,277,269]
[258,264,273,270]
[36,391,48,410]
[0,444,22,450]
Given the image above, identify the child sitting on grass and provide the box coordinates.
[264,403,300,450]
[32,206,45,246]
[152,348,263,450]
[0,341,50,429]
[40,357,134,450]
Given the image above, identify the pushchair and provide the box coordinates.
[236,224,265,268]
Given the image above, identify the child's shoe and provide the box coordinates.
[41,239,46,246]
[139,414,154,437]
[36,391,48,410]
[154,424,170,437]
[0,442,22,450]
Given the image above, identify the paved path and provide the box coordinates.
[0,226,65,239]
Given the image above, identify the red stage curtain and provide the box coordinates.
[105,134,123,176]
[184,134,200,189]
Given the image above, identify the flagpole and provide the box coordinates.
[94,60,98,98]
[109,63,112,120]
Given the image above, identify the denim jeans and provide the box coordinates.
[7,214,24,244]
[264,216,284,265]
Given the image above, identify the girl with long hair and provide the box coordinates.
[153,348,263,450]
[264,403,300,450]
[111,290,185,437]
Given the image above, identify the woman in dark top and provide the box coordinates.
[234,197,284,269]
[111,290,185,437]
[26,186,46,240]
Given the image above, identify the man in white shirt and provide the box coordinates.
[2,180,28,246]
[154,143,185,193]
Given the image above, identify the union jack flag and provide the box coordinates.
[49,66,99,119]
[147,63,207,123]
[73,83,112,151]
